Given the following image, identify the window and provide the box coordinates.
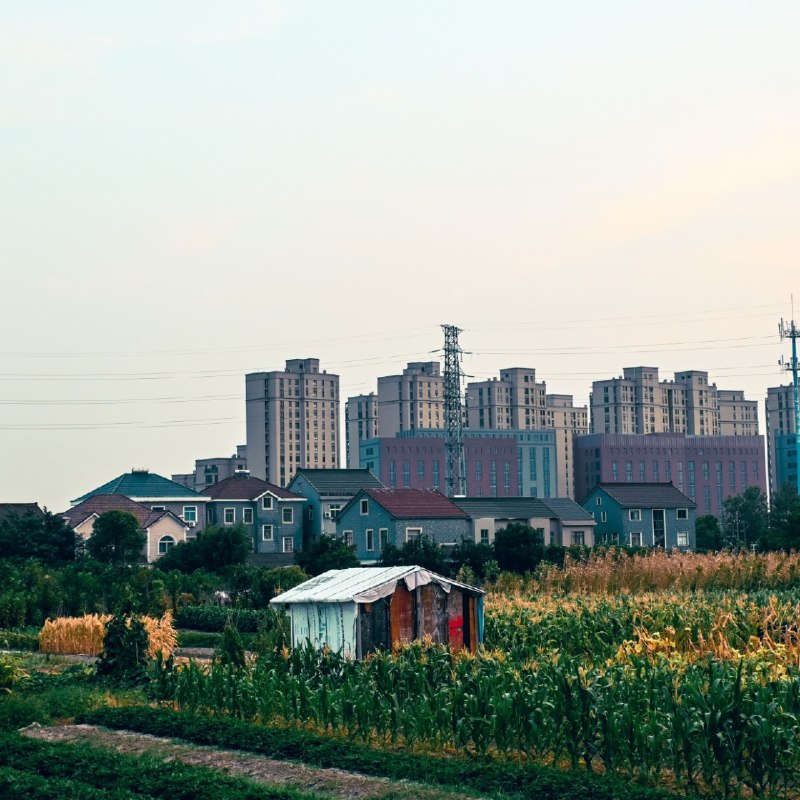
[628,509,641,521]
[344,530,354,546]
[379,528,388,550]
[600,511,607,522]
[182,506,197,524]
[572,531,585,546]
[262,496,273,510]
[360,499,369,515]
[366,529,374,551]
[282,536,294,553]
[406,527,422,543]
[242,508,253,525]
[630,531,642,547]
[595,496,602,505]
[676,508,688,520]
[262,525,274,541]
[158,536,176,555]
[480,528,490,545]
[224,508,235,524]
[282,507,293,524]
[677,531,689,547]
[151,505,165,512]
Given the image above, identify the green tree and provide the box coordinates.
[695,514,724,552]
[155,524,250,573]
[493,522,545,574]
[0,509,78,564]
[86,511,146,567]
[95,613,150,685]
[379,535,450,575]
[766,484,800,550]
[722,487,769,549]
[295,535,359,576]
[449,539,495,580]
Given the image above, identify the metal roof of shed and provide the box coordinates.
[270,566,483,605]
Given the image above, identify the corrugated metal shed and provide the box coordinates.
[271,566,484,658]
[271,566,484,604]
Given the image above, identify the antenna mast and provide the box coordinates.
[442,324,466,497]
[779,303,800,493]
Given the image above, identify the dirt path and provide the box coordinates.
[20,723,483,800]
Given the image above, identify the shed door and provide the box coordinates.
[420,584,448,644]
[390,584,414,646]
[447,588,464,649]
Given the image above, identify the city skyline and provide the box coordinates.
[1,2,798,510]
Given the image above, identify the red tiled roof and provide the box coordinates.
[61,494,154,528]
[201,475,302,501]
[0,503,44,522]
[363,488,469,519]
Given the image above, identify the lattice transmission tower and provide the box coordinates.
[779,315,800,493]
[442,324,466,497]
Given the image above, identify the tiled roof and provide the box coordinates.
[73,470,204,504]
[291,469,384,496]
[0,503,44,522]
[363,488,469,519]
[596,483,696,509]
[62,494,156,528]
[538,498,596,523]
[202,475,302,501]
[452,497,595,523]
[62,494,188,530]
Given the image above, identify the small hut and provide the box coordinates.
[270,566,484,659]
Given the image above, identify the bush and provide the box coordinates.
[174,605,284,634]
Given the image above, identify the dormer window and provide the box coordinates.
[262,496,273,511]
[360,499,369,515]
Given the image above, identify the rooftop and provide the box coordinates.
[290,468,384,496]
[362,488,469,519]
[202,475,303,501]
[594,482,697,509]
[72,470,205,505]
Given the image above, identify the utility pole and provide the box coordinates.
[779,314,800,494]
[442,324,466,497]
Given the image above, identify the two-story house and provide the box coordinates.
[335,488,471,563]
[202,473,305,565]
[582,482,696,550]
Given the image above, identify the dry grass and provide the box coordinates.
[39,613,177,659]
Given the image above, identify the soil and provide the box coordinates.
[20,723,483,800]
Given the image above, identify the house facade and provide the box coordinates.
[452,497,596,547]
[202,473,305,563]
[582,482,696,550]
[335,488,471,562]
[72,469,208,534]
[287,468,385,539]
[61,493,190,563]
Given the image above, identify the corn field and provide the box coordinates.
[164,588,800,797]
[39,613,177,659]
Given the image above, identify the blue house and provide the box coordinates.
[202,473,305,565]
[582,482,696,550]
[335,488,471,562]
[287,468,385,540]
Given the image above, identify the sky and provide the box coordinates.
[1,1,798,512]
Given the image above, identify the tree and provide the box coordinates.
[493,523,545,574]
[156,524,251,573]
[86,511,146,567]
[766,484,800,550]
[695,514,724,552]
[449,539,495,580]
[295,535,359,576]
[379,535,450,575]
[722,487,769,549]
[0,509,78,564]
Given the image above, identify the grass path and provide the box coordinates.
[20,723,491,800]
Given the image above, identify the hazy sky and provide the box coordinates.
[2,1,798,512]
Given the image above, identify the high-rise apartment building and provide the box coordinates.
[245,359,339,486]
[376,362,444,436]
[766,385,799,496]
[465,368,588,498]
[344,393,378,468]
[591,367,758,438]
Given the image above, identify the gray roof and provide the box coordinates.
[452,497,594,523]
[289,469,384,497]
[594,483,696,509]
[271,566,483,605]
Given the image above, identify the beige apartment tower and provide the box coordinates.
[377,361,444,436]
[344,393,378,468]
[245,359,339,487]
